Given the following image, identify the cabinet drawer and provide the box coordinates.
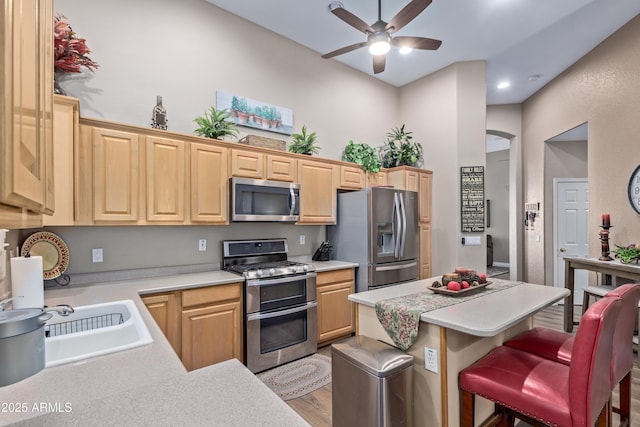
[182,283,242,308]
[317,268,354,286]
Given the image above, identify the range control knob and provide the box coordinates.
[291,265,298,273]
[269,268,276,275]
[302,264,309,272]
[256,269,263,277]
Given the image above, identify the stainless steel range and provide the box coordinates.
[223,238,317,373]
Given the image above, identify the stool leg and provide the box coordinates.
[582,290,590,315]
[595,402,608,427]
[461,390,475,427]
[619,371,631,426]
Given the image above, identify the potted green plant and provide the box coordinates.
[288,125,320,155]
[230,96,240,117]
[342,140,381,173]
[193,106,239,140]
[236,98,250,124]
[379,124,423,168]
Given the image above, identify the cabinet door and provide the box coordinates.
[190,143,228,223]
[266,154,296,182]
[230,149,263,178]
[406,171,419,192]
[420,224,432,279]
[418,172,432,223]
[366,172,387,187]
[297,159,337,224]
[181,300,243,371]
[316,269,355,344]
[92,127,140,222]
[44,96,79,226]
[339,166,365,190]
[142,292,181,357]
[146,136,185,222]
[0,0,53,213]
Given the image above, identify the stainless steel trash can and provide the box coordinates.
[332,335,414,427]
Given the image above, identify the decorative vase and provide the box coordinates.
[151,96,168,130]
[53,73,66,95]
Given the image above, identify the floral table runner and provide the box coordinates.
[374,280,523,351]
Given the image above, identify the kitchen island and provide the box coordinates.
[0,260,340,426]
[349,278,569,427]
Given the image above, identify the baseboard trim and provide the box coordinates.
[492,262,510,268]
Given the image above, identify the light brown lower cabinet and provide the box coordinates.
[316,268,355,345]
[142,282,243,371]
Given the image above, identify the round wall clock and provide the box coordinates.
[629,164,640,215]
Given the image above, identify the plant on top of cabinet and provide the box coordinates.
[342,140,381,173]
[379,124,423,168]
[193,106,239,140]
[53,14,99,95]
[288,125,320,155]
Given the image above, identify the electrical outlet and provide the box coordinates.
[198,239,207,251]
[299,235,305,245]
[92,248,103,263]
[425,347,438,373]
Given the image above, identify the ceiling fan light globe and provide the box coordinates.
[369,41,391,55]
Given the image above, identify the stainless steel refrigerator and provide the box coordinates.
[327,187,419,292]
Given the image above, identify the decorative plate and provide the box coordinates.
[427,281,491,297]
[21,232,70,280]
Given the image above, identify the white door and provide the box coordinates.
[554,179,589,304]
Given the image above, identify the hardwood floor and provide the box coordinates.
[287,305,640,426]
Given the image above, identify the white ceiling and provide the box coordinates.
[205,0,640,105]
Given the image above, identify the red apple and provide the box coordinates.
[478,273,487,283]
[461,281,470,289]
[447,281,461,291]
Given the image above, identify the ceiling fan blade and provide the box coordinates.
[373,54,386,74]
[392,36,442,50]
[331,6,374,34]
[322,42,368,59]
[385,0,431,34]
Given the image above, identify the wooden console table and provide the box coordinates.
[564,256,640,332]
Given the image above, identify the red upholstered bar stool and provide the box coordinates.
[504,284,640,426]
[459,296,622,427]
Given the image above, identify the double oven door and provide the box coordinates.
[245,272,317,373]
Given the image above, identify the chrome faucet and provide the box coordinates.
[0,296,23,311]
[44,304,74,316]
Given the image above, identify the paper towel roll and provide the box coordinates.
[10,256,44,309]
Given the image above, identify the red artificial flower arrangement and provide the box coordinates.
[53,14,99,73]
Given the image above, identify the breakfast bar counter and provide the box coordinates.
[349,278,569,427]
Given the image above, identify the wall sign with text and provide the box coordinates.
[461,166,485,232]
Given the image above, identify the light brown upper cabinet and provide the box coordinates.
[91,127,140,222]
[339,165,365,190]
[266,154,296,182]
[230,149,263,179]
[190,143,228,224]
[419,171,433,224]
[366,172,388,187]
[145,136,186,222]
[0,0,53,215]
[387,168,418,192]
[297,159,337,224]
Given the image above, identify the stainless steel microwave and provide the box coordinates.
[230,177,300,222]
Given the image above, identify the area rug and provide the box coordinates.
[256,354,331,401]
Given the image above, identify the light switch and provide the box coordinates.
[462,236,482,246]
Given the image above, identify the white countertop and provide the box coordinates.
[349,278,570,337]
[0,268,319,426]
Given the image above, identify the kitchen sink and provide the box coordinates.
[45,300,153,367]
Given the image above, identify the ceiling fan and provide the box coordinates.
[322,0,441,74]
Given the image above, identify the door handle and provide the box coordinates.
[560,248,567,252]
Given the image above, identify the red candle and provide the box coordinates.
[602,213,610,227]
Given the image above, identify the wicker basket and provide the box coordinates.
[238,135,286,151]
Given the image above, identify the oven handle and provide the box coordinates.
[246,272,316,287]
[247,301,318,321]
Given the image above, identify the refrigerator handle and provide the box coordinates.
[393,193,402,258]
[398,192,407,258]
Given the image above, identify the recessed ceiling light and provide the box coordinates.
[328,2,343,11]
[497,81,510,89]
[528,74,540,81]
[399,46,413,54]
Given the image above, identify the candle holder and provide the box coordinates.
[599,224,613,261]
